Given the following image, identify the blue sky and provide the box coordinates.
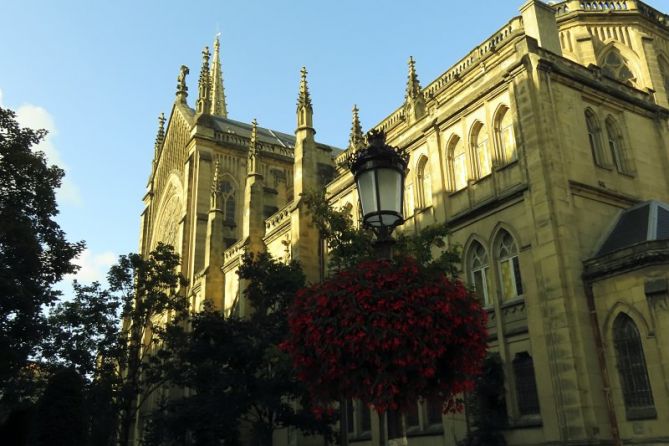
[0,0,521,292]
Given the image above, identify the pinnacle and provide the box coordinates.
[297,66,312,110]
[348,105,364,151]
[406,55,422,101]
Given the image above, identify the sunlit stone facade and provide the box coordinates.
[141,1,669,444]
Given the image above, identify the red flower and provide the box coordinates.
[283,256,488,414]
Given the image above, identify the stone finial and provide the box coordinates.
[176,65,190,103]
[210,34,228,118]
[248,118,259,174]
[196,46,212,114]
[348,105,365,151]
[297,66,312,110]
[406,56,422,100]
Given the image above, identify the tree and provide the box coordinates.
[145,253,334,446]
[0,106,84,399]
[460,354,508,446]
[33,368,87,446]
[43,243,188,446]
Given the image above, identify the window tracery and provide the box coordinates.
[605,117,630,174]
[613,313,655,417]
[585,109,605,167]
[601,48,637,87]
[469,241,492,306]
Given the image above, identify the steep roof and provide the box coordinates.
[596,200,669,256]
[207,115,341,154]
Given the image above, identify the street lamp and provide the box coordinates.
[346,129,409,445]
[348,129,409,256]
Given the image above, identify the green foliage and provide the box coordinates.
[303,190,375,271]
[145,253,333,446]
[43,243,188,446]
[0,106,84,399]
[33,368,87,446]
[43,281,120,378]
[460,354,508,446]
[304,189,461,274]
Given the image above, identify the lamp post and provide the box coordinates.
[346,129,409,445]
[348,129,409,260]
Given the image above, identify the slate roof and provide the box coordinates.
[596,200,669,256]
[208,115,341,154]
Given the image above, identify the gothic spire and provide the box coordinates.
[348,105,364,151]
[248,118,259,174]
[176,65,190,104]
[196,46,212,114]
[297,66,312,111]
[210,34,228,118]
[405,56,422,100]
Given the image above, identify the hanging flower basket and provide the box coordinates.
[282,256,488,414]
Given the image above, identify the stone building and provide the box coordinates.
[140,1,669,444]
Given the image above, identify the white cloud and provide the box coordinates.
[12,101,82,206]
[71,249,117,284]
[0,88,4,106]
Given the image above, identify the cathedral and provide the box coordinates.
[140,0,669,445]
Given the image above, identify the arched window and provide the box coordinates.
[613,314,655,416]
[585,109,605,167]
[495,106,516,164]
[416,156,432,209]
[658,56,669,103]
[219,179,236,225]
[605,117,629,174]
[497,230,523,301]
[449,136,468,191]
[601,47,637,87]
[469,241,491,306]
[472,122,491,178]
[513,352,540,416]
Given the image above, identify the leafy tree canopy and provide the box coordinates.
[0,106,84,399]
[146,253,334,446]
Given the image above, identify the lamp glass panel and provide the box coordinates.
[357,170,378,217]
[377,168,402,214]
